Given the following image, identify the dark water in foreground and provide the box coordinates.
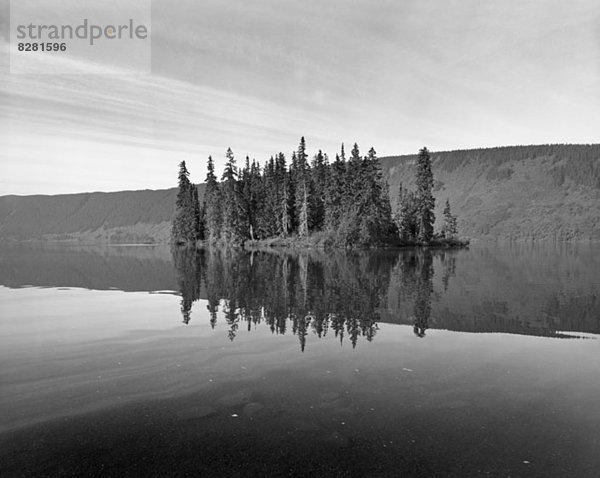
[1,243,599,477]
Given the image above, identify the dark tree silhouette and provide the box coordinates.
[171,161,201,244]
[415,147,435,242]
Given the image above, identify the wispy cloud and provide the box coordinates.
[1,0,599,194]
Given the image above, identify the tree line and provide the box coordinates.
[171,137,459,247]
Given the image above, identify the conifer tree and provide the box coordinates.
[275,153,292,237]
[281,172,292,236]
[259,156,278,237]
[294,137,311,236]
[288,151,298,232]
[221,148,244,244]
[310,149,328,231]
[394,184,418,241]
[357,147,394,244]
[347,143,362,196]
[442,198,458,238]
[240,156,262,240]
[204,156,221,242]
[415,147,435,242]
[191,184,204,240]
[171,160,197,244]
[325,149,346,229]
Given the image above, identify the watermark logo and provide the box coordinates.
[10,0,151,74]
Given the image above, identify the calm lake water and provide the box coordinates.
[1,243,599,477]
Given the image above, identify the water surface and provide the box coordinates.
[1,243,599,476]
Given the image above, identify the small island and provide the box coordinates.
[171,137,469,249]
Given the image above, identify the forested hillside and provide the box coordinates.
[0,144,598,242]
[0,188,185,243]
[381,144,600,241]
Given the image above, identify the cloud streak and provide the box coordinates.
[1,0,599,194]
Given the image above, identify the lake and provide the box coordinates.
[1,243,599,476]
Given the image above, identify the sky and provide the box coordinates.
[1,0,599,195]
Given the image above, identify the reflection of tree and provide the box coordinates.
[392,249,443,338]
[171,246,203,324]
[413,251,433,338]
[172,247,401,350]
[440,251,457,293]
[171,246,457,348]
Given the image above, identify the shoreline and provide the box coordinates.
[185,235,470,250]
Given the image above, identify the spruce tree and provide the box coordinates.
[204,156,221,242]
[394,184,418,241]
[275,153,292,237]
[310,150,327,231]
[240,156,261,240]
[294,137,310,236]
[347,142,362,195]
[442,198,458,238]
[171,160,196,244]
[325,149,346,230]
[191,184,204,240]
[259,156,278,237]
[249,158,264,239]
[281,172,292,236]
[221,148,244,244]
[415,147,435,242]
[356,146,394,244]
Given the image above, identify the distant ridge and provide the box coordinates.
[0,188,186,243]
[380,144,600,241]
[0,144,598,242]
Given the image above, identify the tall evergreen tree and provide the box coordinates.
[204,156,221,242]
[415,147,435,242]
[240,156,262,240]
[356,147,395,244]
[171,161,197,244]
[366,147,395,238]
[346,142,362,195]
[221,148,244,244]
[258,156,278,238]
[310,149,328,231]
[325,149,346,230]
[275,153,292,237]
[191,184,204,240]
[294,137,311,236]
[288,151,298,232]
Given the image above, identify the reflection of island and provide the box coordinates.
[1,243,596,342]
[172,246,600,346]
[172,247,392,350]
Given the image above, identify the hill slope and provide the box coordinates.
[380,144,600,241]
[0,145,598,242]
[0,188,181,243]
